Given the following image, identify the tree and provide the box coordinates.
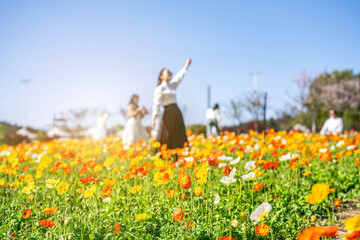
[306,70,360,130]
[224,98,242,128]
[243,91,263,132]
[62,108,89,137]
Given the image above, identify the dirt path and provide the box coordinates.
[335,199,360,239]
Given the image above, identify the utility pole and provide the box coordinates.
[250,72,261,132]
[21,79,31,143]
[200,81,211,108]
[263,92,268,160]
[263,92,267,135]
[200,81,212,135]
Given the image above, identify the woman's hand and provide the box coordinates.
[142,106,149,114]
[185,58,191,70]
[151,118,156,129]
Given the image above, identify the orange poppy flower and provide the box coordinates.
[345,230,360,239]
[253,183,264,192]
[179,193,186,199]
[22,209,31,219]
[297,226,338,239]
[113,222,121,234]
[222,166,231,176]
[177,168,186,175]
[322,226,338,237]
[178,175,191,190]
[39,219,56,227]
[172,208,185,222]
[42,207,58,214]
[255,224,269,236]
[334,200,341,207]
[186,221,195,229]
[355,158,359,167]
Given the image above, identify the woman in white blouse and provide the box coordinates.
[152,58,191,150]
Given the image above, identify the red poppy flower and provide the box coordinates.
[22,209,31,219]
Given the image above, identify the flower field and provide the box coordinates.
[1,130,360,239]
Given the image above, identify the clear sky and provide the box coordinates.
[1,0,359,129]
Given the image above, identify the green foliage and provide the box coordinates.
[186,124,206,135]
[0,133,359,239]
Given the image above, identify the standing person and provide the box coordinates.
[206,103,221,136]
[152,58,192,150]
[122,94,148,147]
[93,111,108,140]
[320,109,343,135]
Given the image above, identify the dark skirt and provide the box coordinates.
[157,103,187,149]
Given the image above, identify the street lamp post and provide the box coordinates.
[250,71,261,132]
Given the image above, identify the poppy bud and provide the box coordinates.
[239,212,246,222]
[231,219,239,228]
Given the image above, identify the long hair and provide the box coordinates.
[129,94,139,107]
[157,68,172,86]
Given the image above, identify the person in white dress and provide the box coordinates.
[320,109,343,135]
[152,58,191,150]
[93,111,108,140]
[122,94,148,146]
[206,103,221,136]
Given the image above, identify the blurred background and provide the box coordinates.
[1,0,359,144]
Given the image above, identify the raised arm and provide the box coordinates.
[169,58,192,89]
[152,87,162,129]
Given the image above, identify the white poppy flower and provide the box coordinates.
[220,176,236,186]
[185,157,194,162]
[336,140,345,147]
[281,139,287,145]
[279,153,291,161]
[230,157,240,165]
[347,145,358,151]
[319,148,328,153]
[218,163,227,168]
[229,167,236,179]
[254,143,260,151]
[245,146,254,153]
[218,155,233,161]
[244,161,256,170]
[214,194,220,204]
[103,197,111,203]
[250,202,272,224]
[241,172,255,181]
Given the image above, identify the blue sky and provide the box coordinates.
[1,0,359,129]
